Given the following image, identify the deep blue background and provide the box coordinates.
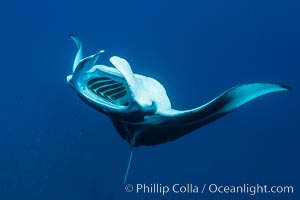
[2,0,299,199]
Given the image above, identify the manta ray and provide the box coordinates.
[66,35,290,183]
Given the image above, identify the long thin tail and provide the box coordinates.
[124,150,133,184]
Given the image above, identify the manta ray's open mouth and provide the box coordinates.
[88,77,129,106]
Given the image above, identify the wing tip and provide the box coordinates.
[278,83,292,91]
[68,33,76,37]
[68,34,82,48]
[242,82,292,92]
[265,82,292,92]
[68,33,78,41]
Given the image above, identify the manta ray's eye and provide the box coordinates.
[87,77,129,106]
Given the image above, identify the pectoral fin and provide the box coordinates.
[127,82,291,146]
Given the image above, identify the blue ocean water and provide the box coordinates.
[2,0,299,199]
